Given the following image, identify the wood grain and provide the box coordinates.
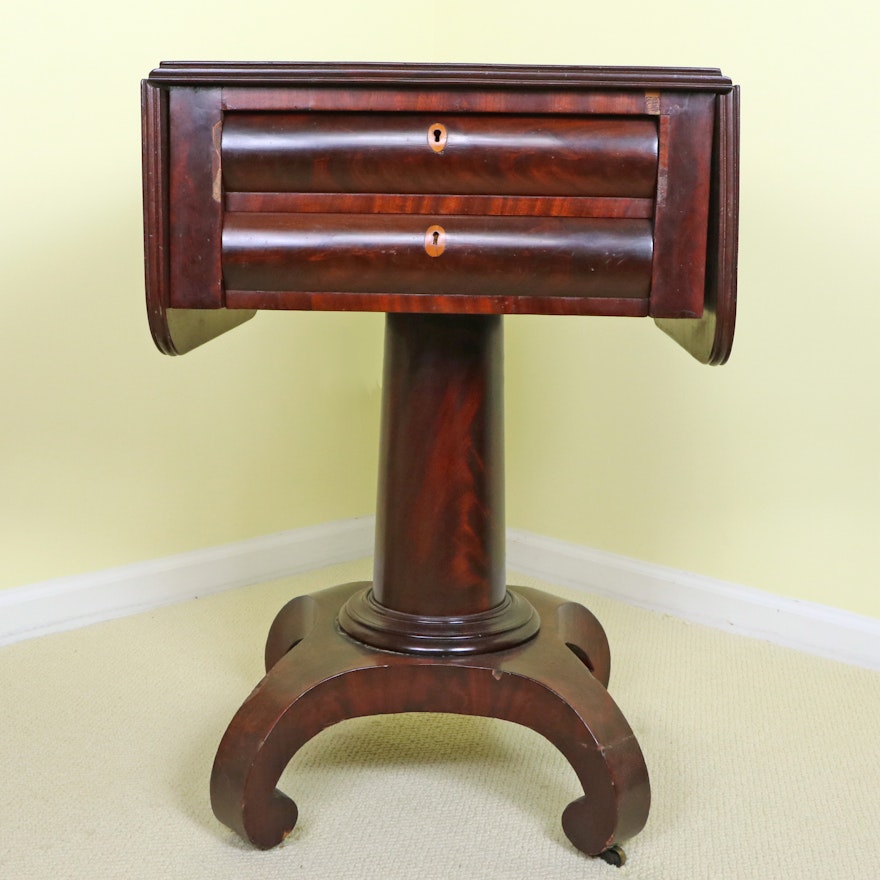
[222,113,658,197]
[222,213,653,301]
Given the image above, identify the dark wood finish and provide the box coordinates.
[336,316,539,654]
[223,289,650,317]
[206,313,649,858]
[655,86,740,363]
[373,315,506,616]
[141,62,739,355]
[223,192,656,219]
[210,581,650,856]
[221,113,658,197]
[141,62,741,864]
[648,92,715,319]
[141,81,254,355]
[220,85,654,115]
[168,88,224,310]
[222,214,653,300]
[149,60,731,91]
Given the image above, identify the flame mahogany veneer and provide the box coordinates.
[142,62,740,865]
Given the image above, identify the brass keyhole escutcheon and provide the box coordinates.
[428,122,447,153]
[425,224,446,257]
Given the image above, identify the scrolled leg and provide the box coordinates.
[212,583,369,847]
[500,587,650,855]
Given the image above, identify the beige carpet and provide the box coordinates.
[2,558,878,879]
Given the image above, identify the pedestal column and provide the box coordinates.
[339,313,538,653]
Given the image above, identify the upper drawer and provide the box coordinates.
[221,113,658,198]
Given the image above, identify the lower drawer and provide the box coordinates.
[222,214,653,300]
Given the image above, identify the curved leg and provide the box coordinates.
[212,584,369,847]
[502,587,649,854]
[211,582,649,856]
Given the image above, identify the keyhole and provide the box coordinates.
[427,122,447,153]
[425,225,446,256]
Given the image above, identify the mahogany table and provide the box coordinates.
[141,62,739,866]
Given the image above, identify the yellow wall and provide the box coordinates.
[2,2,878,618]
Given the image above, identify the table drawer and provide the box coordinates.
[222,113,658,199]
[223,213,653,300]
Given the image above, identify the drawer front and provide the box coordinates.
[222,113,658,198]
[223,214,653,300]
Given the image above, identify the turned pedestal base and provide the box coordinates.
[210,314,650,863]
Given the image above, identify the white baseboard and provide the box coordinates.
[0,517,375,647]
[507,529,880,672]
[3,520,878,671]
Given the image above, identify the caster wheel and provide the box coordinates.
[598,844,626,867]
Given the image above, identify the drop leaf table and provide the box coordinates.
[141,62,739,866]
